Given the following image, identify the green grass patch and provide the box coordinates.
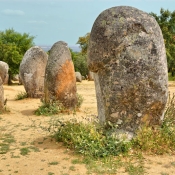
[15,91,28,100]
[20,147,30,156]
[35,101,65,116]
[0,133,15,154]
[35,93,83,116]
[48,161,59,165]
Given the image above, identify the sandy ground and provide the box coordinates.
[0,81,175,175]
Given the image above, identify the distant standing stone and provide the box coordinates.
[0,61,9,85]
[75,72,82,82]
[0,77,4,110]
[88,71,94,81]
[19,46,48,98]
[44,41,77,109]
[88,6,168,134]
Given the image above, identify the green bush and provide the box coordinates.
[54,119,131,158]
[70,49,88,76]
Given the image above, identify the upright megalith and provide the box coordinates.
[19,46,48,98]
[0,61,9,85]
[75,72,82,82]
[44,41,77,109]
[88,6,168,134]
[0,63,7,110]
[0,77,4,110]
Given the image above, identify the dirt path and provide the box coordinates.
[0,81,175,175]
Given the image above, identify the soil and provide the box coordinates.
[0,81,175,175]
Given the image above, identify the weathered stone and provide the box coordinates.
[19,46,48,98]
[12,74,19,81]
[75,72,82,82]
[0,61,9,85]
[88,71,94,81]
[44,41,77,109]
[82,76,85,80]
[88,6,168,134]
[0,77,4,110]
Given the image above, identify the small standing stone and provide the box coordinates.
[75,72,82,82]
[19,46,48,98]
[44,41,77,109]
[0,61,9,85]
[88,6,168,134]
[0,77,4,110]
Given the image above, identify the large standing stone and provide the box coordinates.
[0,61,9,85]
[44,41,77,109]
[19,46,48,98]
[87,6,168,134]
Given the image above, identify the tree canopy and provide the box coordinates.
[76,33,90,55]
[0,28,35,82]
[70,48,88,76]
[150,8,175,76]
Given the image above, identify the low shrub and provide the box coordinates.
[54,119,131,158]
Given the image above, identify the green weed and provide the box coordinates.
[20,147,30,155]
[48,161,59,165]
[15,91,28,100]
[132,93,175,155]
[76,93,84,109]
[35,93,83,116]
[35,101,65,116]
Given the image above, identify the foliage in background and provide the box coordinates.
[76,33,90,55]
[150,8,175,76]
[0,28,35,83]
[70,49,88,76]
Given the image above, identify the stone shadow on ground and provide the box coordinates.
[33,136,69,151]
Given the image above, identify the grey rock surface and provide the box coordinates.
[88,6,168,133]
[44,41,77,109]
[0,61,9,84]
[75,72,82,82]
[19,46,48,98]
[0,77,4,110]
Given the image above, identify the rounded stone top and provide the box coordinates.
[21,46,48,64]
[87,6,164,72]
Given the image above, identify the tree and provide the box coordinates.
[70,49,88,76]
[77,33,90,55]
[0,28,35,83]
[150,9,175,76]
